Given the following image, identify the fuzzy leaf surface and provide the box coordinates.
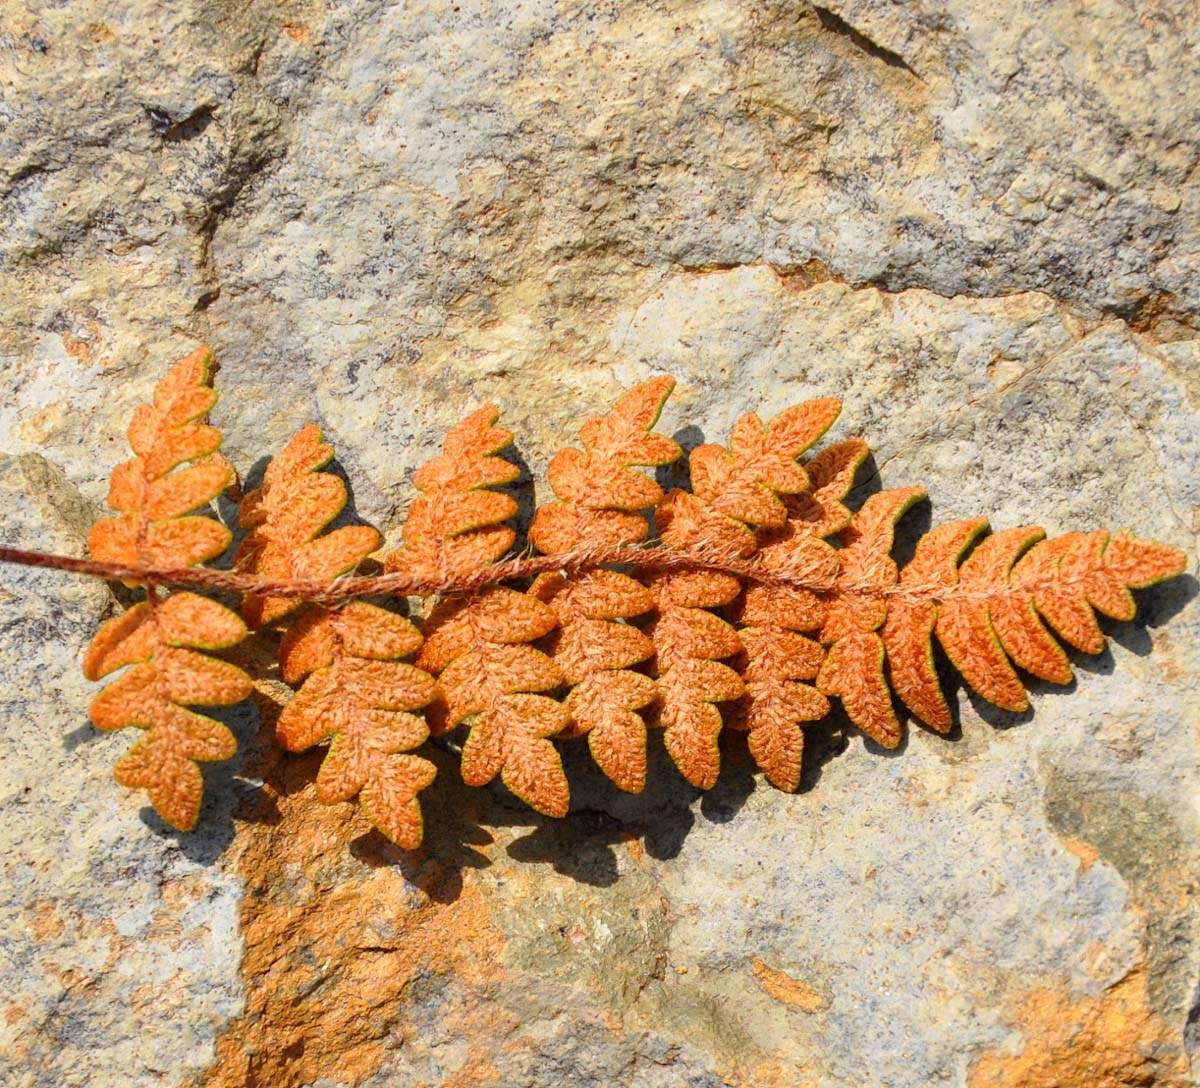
[275,602,437,849]
[84,591,249,830]
[533,570,657,791]
[237,425,380,626]
[386,406,519,579]
[818,488,926,747]
[881,518,987,732]
[89,347,232,572]
[531,376,680,553]
[82,347,246,830]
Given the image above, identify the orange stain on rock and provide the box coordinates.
[967,964,1188,1088]
[196,731,507,1088]
[60,322,109,367]
[776,258,843,295]
[161,872,210,912]
[1061,838,1100,870]
[745,1060,820,1088]
[26,900,65,941]
[750,958,827,1012]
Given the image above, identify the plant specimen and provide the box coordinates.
[0,348,1185,847]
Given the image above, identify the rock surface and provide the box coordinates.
[1,2,1198,1087]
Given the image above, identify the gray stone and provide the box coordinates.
[0,455,245,1087]
[0,2,1196,1086]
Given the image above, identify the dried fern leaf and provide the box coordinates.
[383,406,518,579]
[277,602,436,849]
[417,587,568,816]
[776,438,871,541]
[85,593,249,830]
[935,526,1056,711]
[237,424,381,627]
[45,360,1187,836]
[929,526,1186,716]
[730,524,843,788]
[855,511,1186,736]
[647,399,842,788]
[529,376,680,553]
[641,565,744,789]
[720,436,867,787]
[82,347,250,829]
[726,587,830,793]
[688,399,841,530]
[393,408,570,817]
[817,487,927,747]
[530,378,679,792]
[88,347,234,570]
[880,517,988,732]
[532,570,657,792]
[239,426,437,847]
[1033,530,1185,651]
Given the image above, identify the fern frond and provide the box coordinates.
[881,517,988,732]
[531,571,658,793]
[384,406,519,579]
[236,425,381,626]
[817,487,927,746]
[778,438,871,540]
[892,525,1186,725]
[89,347,233,570]
[14,359,1174,839]
[529,376,680,552]
[689,400,842,533]
[82,348,250,829]
[417,587,567,815]
[642,566,745,789]
[277,602,436,849]
[238,426,437,848]
[721,435,867,789]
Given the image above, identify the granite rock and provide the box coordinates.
[0,454,247,1087]
[1,2,1197,1086]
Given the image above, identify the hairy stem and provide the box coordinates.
[0,543,1150,609]
[0,543,826,599]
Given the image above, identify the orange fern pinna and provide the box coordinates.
[9,346,1183,848]
[529,378,678,795]
[82,349,249,830]
[389,408,572,818]
[236,426,437,848]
